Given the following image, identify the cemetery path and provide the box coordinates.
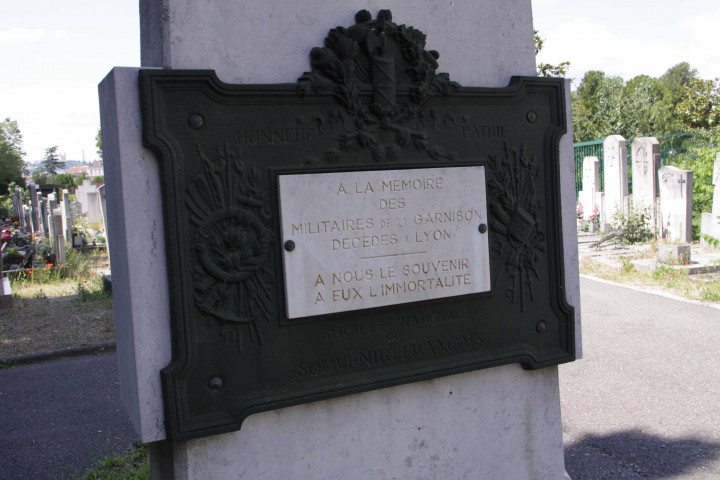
[561,276,720,480]
[1,277,719,479]
[0,352,136,480]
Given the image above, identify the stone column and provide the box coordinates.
[101,1,580,479]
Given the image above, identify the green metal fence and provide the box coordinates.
[573,140,604,194]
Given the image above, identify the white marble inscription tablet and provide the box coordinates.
[278,166,491,318]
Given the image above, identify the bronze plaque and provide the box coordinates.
[140,9,575,441]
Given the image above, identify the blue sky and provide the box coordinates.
[2,1,719,164]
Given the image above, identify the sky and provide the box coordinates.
[1,1,719,164]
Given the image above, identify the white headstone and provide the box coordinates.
[52,206,64,257]
[603,135,628,223]
[631,137,660,217]
[702,152,720,243]
[76,180,98,215]
[578,156,600,232]
[61,189,73,242]
[713,152,720,217]
[658,166,693,243]
[101,2,580,479]
[86,191,103,224]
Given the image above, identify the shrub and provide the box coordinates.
[612,207,655,244]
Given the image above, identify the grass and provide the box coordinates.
[71,441,150,480]
[0,249,114,359]
[580,245,720,304]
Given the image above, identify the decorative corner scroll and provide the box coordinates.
[297,9,461,163]
[186,145,274,351]
[487,143,545,312]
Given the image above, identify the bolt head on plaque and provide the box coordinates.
[188,114,204,129]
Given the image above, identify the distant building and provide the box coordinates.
[88,160,104,178]
[68,166,89,176]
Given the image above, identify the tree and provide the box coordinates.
[571,71,624,142]
[676,77,720,131]
[0,118,27,193]
[534,30,570,78]
[95,128,103,160]
[621,75,665,138]
[655,62,698,133]
[41,146,65,176]
[48,173,74,187]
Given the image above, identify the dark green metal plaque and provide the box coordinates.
[140,9,574,441]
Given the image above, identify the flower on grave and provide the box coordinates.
[576,203,583,219]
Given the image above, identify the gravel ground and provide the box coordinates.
[0,281,113,359]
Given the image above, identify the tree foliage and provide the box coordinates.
[676,77,720,131]
[570,63,705,142]
[0,118,27,193]
[572,71,624,141]
[95,128,103,160]
[534,30,570,78]
[40,145,65,177]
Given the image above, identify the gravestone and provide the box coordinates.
[98,184,110,255]
[701,152,720,244]
[47,193,57,247]
[76,180,98,215]
[62,189,73,242]
[714,152,720,215]
[631,137,660,225]
[100,2,580,479]
[12,188,22,220]
[86,191,103,224]
[52,207,65,263]
[39,198,48,238]
[578,156,601,232]
[13,188,25,226]
[658,166,693,243]
[29,184,40,234]
[0,243,12,309]
[23,206,31,234]
[603,135,628,226]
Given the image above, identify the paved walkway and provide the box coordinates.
[0,353,136,479]
[562,277,720,479]
[1,276,719,479]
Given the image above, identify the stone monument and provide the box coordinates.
[603,135,628,225]
[631,137,660,227]
[658,165,693,243]
[701,152,720,244]
[100,1,580,478]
